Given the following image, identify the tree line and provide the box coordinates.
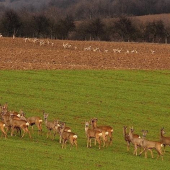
[0,9,170,43]
[1,0,170,19]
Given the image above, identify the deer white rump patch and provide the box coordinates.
[111,129,113,132]
[138,136,141,138]
[3,124,5,127]
[105,132,109,135]
[67,130,71,132]
[26,122,29,126]
[73,135,77,139]
[99,133,102,136]
[39,120,43,122]
[17,114,21,117]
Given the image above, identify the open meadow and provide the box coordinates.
[0,37,170,169]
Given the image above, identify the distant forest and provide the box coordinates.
[0,0,170,43]
[1,0,170,19]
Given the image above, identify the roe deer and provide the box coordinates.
[57,121,71,143]
[139,130,163,160]
[129,126,143,156]
[160,127,170,153]
[85,121,103,149]
[91,118,113,145]
[9,115,31,138]
[60,123,77,149]
[20,111,43,135]
[43,112,59,140]
[123,126,140,151]
[1,111,22,136]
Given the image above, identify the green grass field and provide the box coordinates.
[0,70,170,170]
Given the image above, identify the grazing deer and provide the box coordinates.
[160,127,170,153]
[43,112,59,140]
[139,130,163,160]
[91,118,113,145]
[60,123,77,149]
[85,121,103,149]
[20,111,43,135]
[9,115,31,138]
[129,126,143,156]
[123,126,140,151]
[0,121,7,138]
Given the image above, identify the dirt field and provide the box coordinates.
[0,37,170,70]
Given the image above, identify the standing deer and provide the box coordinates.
[57,122,71,143]
[20,111,43,135]
[9,115,31,138]
[43,112,59,140]
[85,121,103,149]
[123,126,140,151]
[139,130,163,160]
[91,118,113,145]
[129,126,143,156]
[60,123,77,149]
[160,127,170,153]
[1,111,22,135]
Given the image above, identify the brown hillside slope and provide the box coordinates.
[132,13,170,26]
[0,37,170,70]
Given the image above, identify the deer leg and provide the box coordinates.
[94,139,96,146]
[163,144,166,153]
[11,126,15,136]
[36,123,42,136]
[139,148,146,156]
[31,126,34,134]
[26,127,31,139]
[145,149,148,158]
[156,149,163,160]
[17,127,21,136]
[62,139,64,149]
[109,133,112,145]
[134,144,138,156]
[127,141,130,151]
[1,127,7,138]
[47,130,50,138]
[102,134,106,147]
[60,135,62,143]
[96,137,101,149]
[64,139,67,149]
[69,138,75,150]
[87,138,89,148]
[148,149,154,158]
[74,139,77,149]
[22,128,26,138]
[105,135,109,147]
[86,138,89,148]
[89,138,92,147]
[5,126,10,135]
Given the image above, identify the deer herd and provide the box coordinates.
[0,103,170,160]
[123,126,170,160]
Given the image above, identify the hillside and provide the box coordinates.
[0,37,170,70]
[132,13,170,27]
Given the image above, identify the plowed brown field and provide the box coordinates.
[0,37,170,70]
